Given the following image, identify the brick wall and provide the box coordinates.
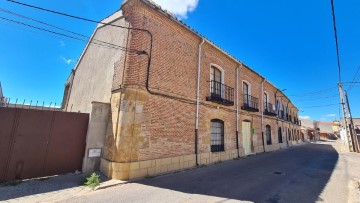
[101,0,302,179]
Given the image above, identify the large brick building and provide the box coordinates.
[62,0,302,180]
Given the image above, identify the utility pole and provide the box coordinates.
[345,90,359,152]
[338,83,353,152]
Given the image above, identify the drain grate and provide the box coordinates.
[273,171,283,175]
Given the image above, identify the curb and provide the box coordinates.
[95,180,127,191]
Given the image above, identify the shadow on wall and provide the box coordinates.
[137,144,339,202]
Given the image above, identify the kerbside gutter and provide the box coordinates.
[195,38,205,166]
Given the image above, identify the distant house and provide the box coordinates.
[317,121,339,140]
[354,118,360,136]
[301,119,319,141]
[300,119,340,141]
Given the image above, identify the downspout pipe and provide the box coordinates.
[236,65,240,158]
[195,38,205,167]
[261,79,265,152]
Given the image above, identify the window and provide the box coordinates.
[207,65,234,106]
[211,119,224,152]
[264,92,268,110]
[243,82,249,95]
[243,82,249,105]
[264,92,268,104]
[210,66,222,83]
[210,66,222,97]
[276,100,281,116]
[266,125,272,145]
[278,127,283,143]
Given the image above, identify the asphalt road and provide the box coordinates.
[60,141,360,203]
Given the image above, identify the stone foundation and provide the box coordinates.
[100,149,240,180]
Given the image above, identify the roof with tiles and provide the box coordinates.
[121,0,296,107]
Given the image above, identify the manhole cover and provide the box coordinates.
[273,171,283,175]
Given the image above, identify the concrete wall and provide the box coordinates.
[82,102,111,173]
[64,11,129,113]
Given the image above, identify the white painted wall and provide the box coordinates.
[65,11,129,113]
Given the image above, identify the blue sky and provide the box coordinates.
[0,0,359,121]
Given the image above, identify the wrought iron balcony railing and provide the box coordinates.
[279,110,284,119]
[264,102,277,116]
[241,94,259,112]
[206,80,234,106]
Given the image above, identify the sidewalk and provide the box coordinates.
[316,139,360,203]
[0,172,125,203]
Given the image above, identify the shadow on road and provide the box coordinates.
[0,173,106,201]
[138,143,339,202]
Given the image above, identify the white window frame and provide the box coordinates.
[263,91,269,109]
[209,64,225,97]
[242,80,251,96]
[263,91,269,103]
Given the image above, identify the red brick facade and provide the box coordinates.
[96,0,302,179]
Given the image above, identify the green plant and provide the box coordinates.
[84,173,100,190]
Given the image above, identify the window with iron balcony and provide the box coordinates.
[241,82,259,112]
[206,66,234,106]
[280,110,284,120]
[264,102,277,116]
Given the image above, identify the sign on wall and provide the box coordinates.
[88,148,102,158]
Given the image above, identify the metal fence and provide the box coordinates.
[0,107,89,182]
[0,97,61,111]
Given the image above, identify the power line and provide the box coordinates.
[299,103,339,109]
[0,7,136,52]
[0,20,116,51]
[347,66,360,93]
[331,0,342,83]
[5,0,128,29]
[285,86,338,97]
[0,16,141,53]
[292,94,339,101]
[342,82,360,84]
[4,0,152,45]
[4,0,154,96]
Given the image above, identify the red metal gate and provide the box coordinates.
[0,107,89,182]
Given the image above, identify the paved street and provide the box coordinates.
[3,141,359,203]
[58,141,360,203]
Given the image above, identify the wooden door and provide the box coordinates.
[242,121,252,155]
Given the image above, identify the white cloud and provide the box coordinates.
[299,115,311,120]
[151,0,199,18]
[324,114,336,117]
[59,40,66,47]
[60,56,74,64]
